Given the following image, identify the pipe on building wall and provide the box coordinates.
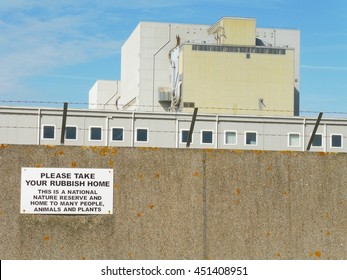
[175,118,179,148]
[324,123,327,153]
[82,116,86,146]
[152,24,172,112]
[104,81,119,110]
[215,115,219,149]
[131,112,135,147]
[37,108,41,145]
[302,117,306,152]
[106,116,110,147]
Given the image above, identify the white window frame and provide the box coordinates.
[111,127,124,142]
[42,125,56,140]
[224,130,237,145]
[245,131,258,146]
[330,134,343,148]
[201,130,214,145]
[136,128,149,143]
[65,125,78,141]
[180,129,192,144]
[312,133,323,147]
[288,132,300,148]
[89,126,103,141]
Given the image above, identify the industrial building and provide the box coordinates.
[2,17,345,152]
[89,17,300,116]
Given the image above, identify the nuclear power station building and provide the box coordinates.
[89,17,300,116]
[3,17,347,153]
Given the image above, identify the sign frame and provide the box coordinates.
[21,167,114,215]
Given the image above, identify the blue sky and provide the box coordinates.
[1,0,347,116]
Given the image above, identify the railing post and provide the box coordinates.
[306,112,323,151]
[60,102,68,145]
[186,107,198,148]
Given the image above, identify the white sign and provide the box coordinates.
[21,168,113,214]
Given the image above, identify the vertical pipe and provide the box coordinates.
[302,117,306,152]
[106,116,110,147]
[37,108,41,145]
[324,123,327,152]
[215,115,219,149]
[175,117,179,148]
[131,112,135,147]
[152,24,171,112]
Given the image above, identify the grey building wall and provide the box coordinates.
[0,145,346,259]
[1,106,347,152]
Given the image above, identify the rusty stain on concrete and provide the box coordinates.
[147,203,154,209]
[139,147,159,151]
[266,165,273,173]
[280,150,297,155]
[45,145,55,149]
[55,150,65,156]
[99,147,109,156]
[324,212,330,219]
[136,212,143,218]
[315,250,322,258]
[110,148,118,155]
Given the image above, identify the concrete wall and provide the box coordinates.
[0,145,346,259]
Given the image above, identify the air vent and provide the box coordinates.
[183,102,195,108]
[158,87,172,102]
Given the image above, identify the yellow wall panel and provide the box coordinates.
[209,17,256,46]
[180,45,294,116]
